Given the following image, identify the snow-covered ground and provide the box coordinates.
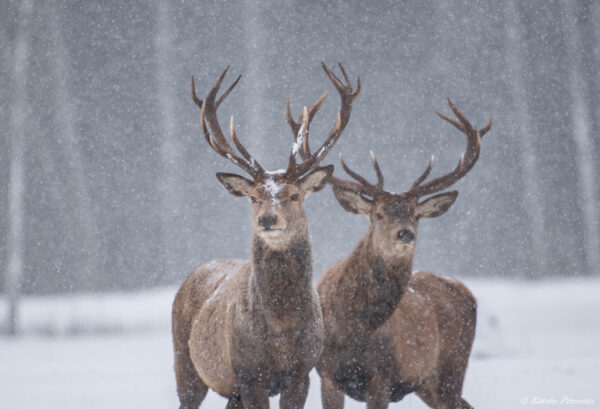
[1,278,599,408]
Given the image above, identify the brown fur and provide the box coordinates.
[172,170,331,409]
[316,101,489,409]
[178,62,361,409]
[317,192,477,409]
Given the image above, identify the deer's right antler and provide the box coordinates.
[191,66,265,179]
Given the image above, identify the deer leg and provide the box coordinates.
[417,390,473,409]
[174,346,208,409]
[279,373,309,409]
[457,398,474,409]
[417,376,473,409]
[365,373,391,409]
[415,377,444,409]
[321,375,344,409]
[226,395,246,409]
[239,384,269,409]
[435,351,472,409]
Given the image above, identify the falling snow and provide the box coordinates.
[1,1,599,408]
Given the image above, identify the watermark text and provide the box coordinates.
[521,396,595,405]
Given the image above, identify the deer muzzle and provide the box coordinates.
[397,228,415,244]
[259,215,278,229]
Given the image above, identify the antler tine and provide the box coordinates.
[230,116,264,173]
[480,114,493,138]
[216,75,242,107]
[320,62,362,98]
[292,62,360,177]
[339,153,375,189]
[194,66,235,148]
[192,68,242,110]
[191,76,203,109]
[337,62,351,86]
[370,150,384,189]
[284,99,298,135]
[410,100,492,197]
[285,92,329,140]
[193,67,264,178]
[286,105,309,173]
[410,155,435,190]
[200,103,235,160]
[327,153,381,198]
[329,174,374,197]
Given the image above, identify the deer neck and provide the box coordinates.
[249,232,315,324]
[336,230,412,342]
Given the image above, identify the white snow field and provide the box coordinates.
[1,278,599,409]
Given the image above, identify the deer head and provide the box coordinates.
[291,98,491,263]
[192,64,360,249]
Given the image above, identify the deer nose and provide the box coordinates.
[397,229,415,244]
[259,215,277,229]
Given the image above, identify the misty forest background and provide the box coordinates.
[1,0,599,298]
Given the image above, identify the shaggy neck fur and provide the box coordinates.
[250,232,314,323]
[334,228,412,343]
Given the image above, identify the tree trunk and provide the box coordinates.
[6,0,34,335]
[155,0,183,284]
[48,4,103,287]
[243,0,268,164]
[503,0,548,278]
[562,2,600,275]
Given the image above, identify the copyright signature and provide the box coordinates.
[521,396,595,405]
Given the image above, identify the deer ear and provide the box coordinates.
[216,173,254,197]
[416,191,458,219]
[332,185,373,215]
[299,165,334,197]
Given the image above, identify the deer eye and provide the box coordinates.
[250,196,257,203]
[290,193,300,201]
[376,213,384,220]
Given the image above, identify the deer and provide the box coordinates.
[287,99,492,409]
[171,63,360,409]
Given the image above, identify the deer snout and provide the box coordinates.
[259,215,278,229]
[397,228,415,244]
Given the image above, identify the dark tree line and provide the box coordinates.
[1,0,599,297]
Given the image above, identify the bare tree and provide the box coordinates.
[504,0,548,277]
[48,4,103,286]
[5,0,34,335]
[562,1,600,275]
[155,0,184,283]
[243,0,268,160]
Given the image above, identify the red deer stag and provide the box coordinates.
[172,63,360,409]
[289,100,491,409]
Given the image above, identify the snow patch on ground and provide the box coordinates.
[0,287,175,336]
[1,277,599,408]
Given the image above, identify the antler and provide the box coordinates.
[327,150,385,198]
[285,62,361,178]
[409,99,492,197]
[191,66,265,178]
[329,100,492,200]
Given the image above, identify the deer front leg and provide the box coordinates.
[226,396,245,409]
[279,373,309,409]
[365,373,390,409]
[321,375,344,409]
[239,384,269,409]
